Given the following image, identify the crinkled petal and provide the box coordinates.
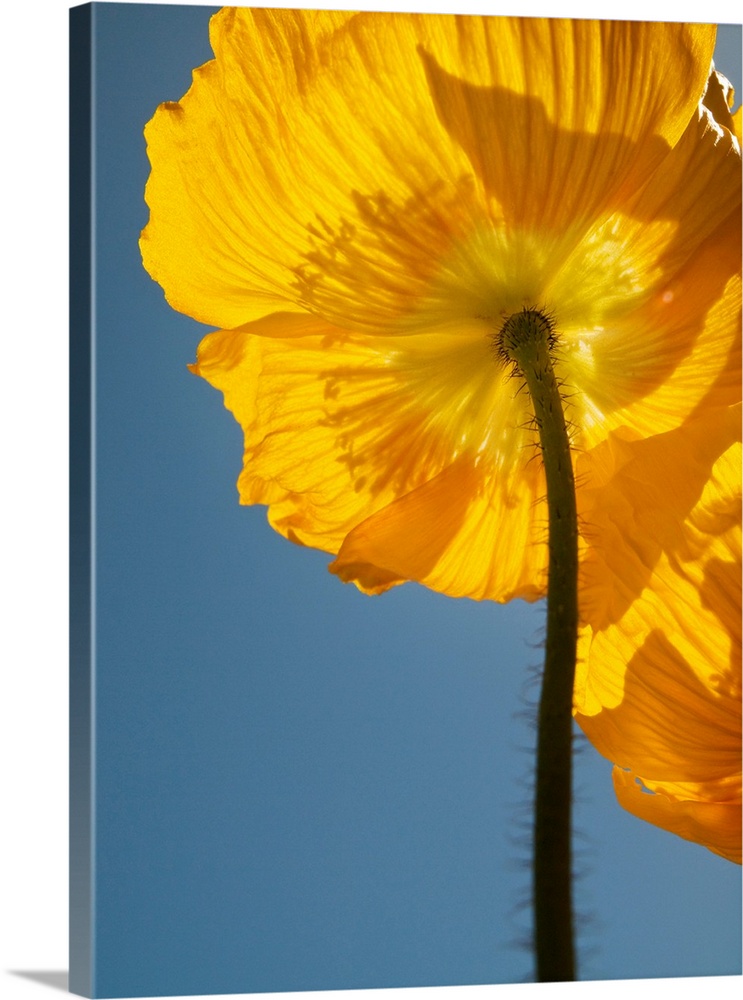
[578,619,740,784]
[191,312,550,602]
[330,455,547,602]
[703,67,741,144]
[141,7,474,330]
[560,79,741,443]
[421,20,716,232]
[141,12,717,336]
[575,429,742,861]
[613,769,742,864]
[575,403,742,633]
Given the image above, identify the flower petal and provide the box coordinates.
[613,768,741,864]
[191,316,427,550]
[565,224,741,446]
[141,14,717,336]
[576,403,742,633]
[556,75,741,444]
[703,67,741,142]
[141,7,476,331]
[420,20,716,230]
[575,427,742,860]
[191,311,552,602]
[330,455,547,602]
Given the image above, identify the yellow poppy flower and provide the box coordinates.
[140,9,742,856]
[141,9,739,603]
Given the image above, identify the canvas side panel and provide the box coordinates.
[69,4,94,997]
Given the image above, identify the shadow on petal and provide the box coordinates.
[578,405,741,630]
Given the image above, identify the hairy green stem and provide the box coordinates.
[500,309,578,982]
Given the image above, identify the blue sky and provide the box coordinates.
[72,4,741,996]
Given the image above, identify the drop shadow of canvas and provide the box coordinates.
[9,972,68,993]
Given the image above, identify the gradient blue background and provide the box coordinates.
[79,4,742,995]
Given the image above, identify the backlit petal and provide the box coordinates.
[575,429,742,861]
[421,20,715,231]
[575,403,742,634]
[192,312,550,601]
[703,67,741,142]
[330,455,547,602]
[557,81,741,443]
[142,13,718,340]
[142,7,476,330]
[613,769,741,864]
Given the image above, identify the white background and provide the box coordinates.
[1,1,740,999]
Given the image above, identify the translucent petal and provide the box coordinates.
[141,13,717,334]
[613,769,741,864]
[421,20,716,231]
[575,428,741,861]
[192,313,550,601]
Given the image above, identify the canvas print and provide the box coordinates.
[69,3,742,997]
